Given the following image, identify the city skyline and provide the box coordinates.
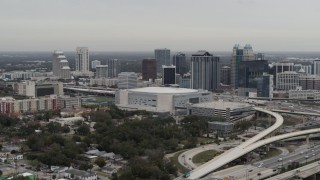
[1,0,320,51]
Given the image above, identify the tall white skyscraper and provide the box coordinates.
[155,48,170,73]
[52,50,71,79]
[75,47,89,73]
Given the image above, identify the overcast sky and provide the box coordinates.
[1,0,320,52]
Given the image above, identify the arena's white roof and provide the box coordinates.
[129,87,199,94]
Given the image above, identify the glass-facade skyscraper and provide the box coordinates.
[155,48,170,73]
[191,51,220,91]
[173,52,188,75]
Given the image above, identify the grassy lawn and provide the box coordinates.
[192,150,219,164]
[197,137,213,144]
[261,148,282,160]
[283,115,303,126]
[169,150,189,173]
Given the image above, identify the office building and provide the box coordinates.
[118,72,138,89]
[276,71,300,90]
[75,47,89,73]
[220,66,231,85]
[270,62,294,86]
[294,64,312,75]
[179,77,191,88]
[52,50,71,79]
[90,78,117,87]
[14,81,63,98]
[116,87,212,114]
[95,65,109,78]
[106,59,119,78]
[91,60,101,69]
[155,48,170,73]
[230,44,255,88]
[191,51,220,91]
[173,53,188,75]
[3,71,50,81]
[142,59,157,81]
[162,65,176,85]
[313,60,320,75]
[299,75,320,90]
[256,74,273,98]
[57,96,81,109]
[289,90,320,100]
[237,60,269,96]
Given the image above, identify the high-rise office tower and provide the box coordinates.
[118,72,138,89]
[270,62,294,86]
[162,65,176,85]
[106,59,119,78]
[237,60,269,96]
[155,48,170,73]
[191,51,220,91]
[96,65,109,78]
[52,50,71,79]
[230,44,255,88]
[75,47,89,73]
[313,60,320,75]
[91,60,101,69]
[220,66,231,85]
[142,59,157,81]
[173,53,188,75]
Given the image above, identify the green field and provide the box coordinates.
[261,148,282,160]
[192,150,219,164]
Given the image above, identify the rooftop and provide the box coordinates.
[65,168,96,177]
[192,101,252,110]
[192,51,212,56]
[129,87,199,94]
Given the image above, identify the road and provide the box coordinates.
[178,142,240,170]
[208,144,320,180]
[187,107,284,179]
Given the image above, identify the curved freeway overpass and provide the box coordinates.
[187,107,284,179]
[186,107,320,179]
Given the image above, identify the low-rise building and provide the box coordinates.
[289,90,320,100]
[208,121,234,137]
[64,168,97,180]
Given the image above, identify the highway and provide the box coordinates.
[265,160,320,180]
[187,107,284,179]
[208,145,320,180]
[271,109,320,116]
[187,108,320,179]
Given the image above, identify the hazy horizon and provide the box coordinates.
[1,0,320,51]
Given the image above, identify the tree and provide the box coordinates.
[52,174,56,179]
[94,157,106,168]
[0,144,2,151]
[77,124,90,135]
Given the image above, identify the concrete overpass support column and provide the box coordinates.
[266,144,270,152]
[306,135,310,145]
[268,114,271,126]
